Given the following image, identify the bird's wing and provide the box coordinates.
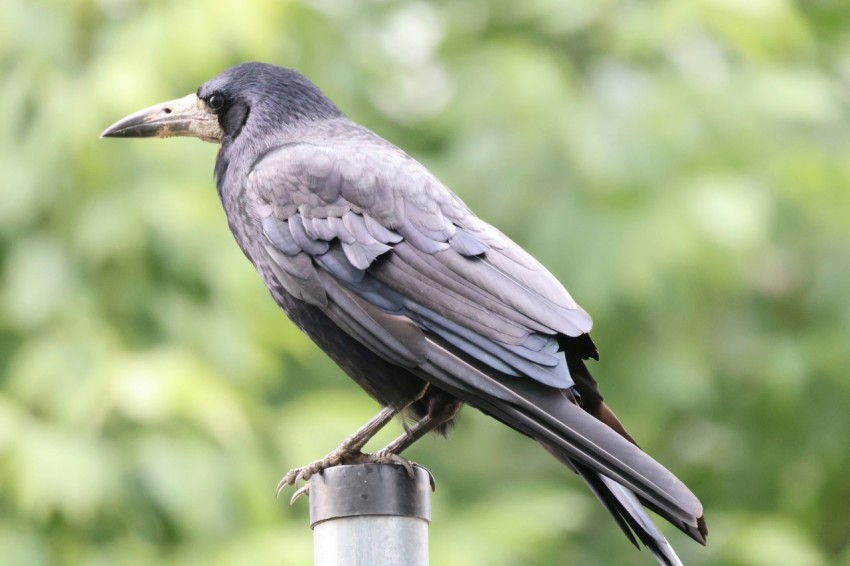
[247,136,592,386]
[245,134,705,548]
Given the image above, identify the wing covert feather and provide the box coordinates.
[248,136,592,388]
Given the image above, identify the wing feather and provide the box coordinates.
[248,137,591,383]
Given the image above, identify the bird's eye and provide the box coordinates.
[208,94,225,111]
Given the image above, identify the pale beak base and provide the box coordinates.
[101,93,223,143]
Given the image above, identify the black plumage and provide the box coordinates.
[102,62,706,565]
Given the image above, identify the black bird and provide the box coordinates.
[102,62,706,564]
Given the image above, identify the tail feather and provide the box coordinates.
[418,339,707,554]
[541,443,683,565]
[585,465,684,566]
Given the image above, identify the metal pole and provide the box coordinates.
[309,464,433,566]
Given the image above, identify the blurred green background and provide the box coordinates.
[2,0,849,564]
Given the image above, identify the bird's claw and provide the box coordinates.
[275,448,362,499]
[369,450,417,479]
[275,468,307,498]
[274,476,291,498]
[289,484,310,505]
[277,448,421,503]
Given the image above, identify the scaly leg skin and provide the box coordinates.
[276,405,397,499]
[286,413,441,504]
[371,414,436,472]
[366,397,462,490]
[280,390,457,504]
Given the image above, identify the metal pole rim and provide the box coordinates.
[309,464,433,528]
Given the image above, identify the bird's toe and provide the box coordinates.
[367,450,417,478]
[275,448,367,498]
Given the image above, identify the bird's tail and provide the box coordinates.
[543,442,684,566]
[419,339,707,556]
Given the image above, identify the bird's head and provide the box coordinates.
[101,62,343,144]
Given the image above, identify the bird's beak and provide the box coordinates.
[100,93,223,143]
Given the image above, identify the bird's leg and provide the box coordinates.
[352,413,438,480]
[364,397,463,479]
[276,404,397,497]
[377,413,438,456]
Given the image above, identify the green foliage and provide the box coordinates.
[2,0,849,564]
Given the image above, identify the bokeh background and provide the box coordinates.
[2,0,849,564]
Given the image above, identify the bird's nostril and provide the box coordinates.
[163,107,172,114]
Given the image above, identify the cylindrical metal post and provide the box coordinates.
[309,464,432,566]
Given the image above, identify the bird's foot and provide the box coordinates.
[275,446,364,500]
[355,449,417,479]
[276,449,419,504]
